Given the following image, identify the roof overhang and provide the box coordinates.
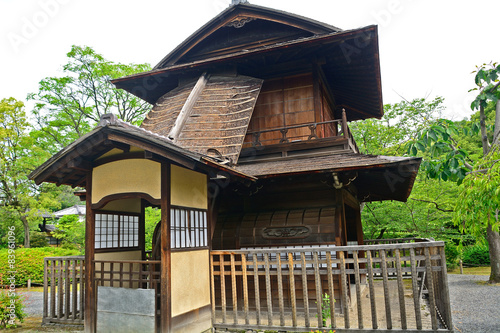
[29,118,256,188]
[112,25,383,121]
[235,153,422,202]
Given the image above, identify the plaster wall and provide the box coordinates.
[92,159,161,204]
[171,249,210,317]
[171,165,207,209]
[101,198,141,213]
[94,250,142,288]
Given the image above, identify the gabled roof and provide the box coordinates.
[28,114,256,187]
[154,2,341,68]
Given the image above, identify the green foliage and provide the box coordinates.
[314,293,334,327]
[145,207,161,252]
[29,45,152,151]
[29,231,49,248]
[0,290,26,328]
[444,241,460,269]
[462,244,490,266]
[53,215,85,252]
[453,146,500,238]
[0,247,79,286]
[351,97,444,155]
[470,62,500,110]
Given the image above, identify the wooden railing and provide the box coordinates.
[43,256,85,326]
[43,257,160,327]
[210,241,452,332]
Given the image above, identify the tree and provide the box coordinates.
[408,62,500,283]
[0,98,57,247]
[351,97,445,155]
[29,45,152,151]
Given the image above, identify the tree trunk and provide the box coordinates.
[486,221,500,283]
[21,214,30,248]
[479,105,490,155]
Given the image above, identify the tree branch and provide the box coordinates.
[410,198,454,212]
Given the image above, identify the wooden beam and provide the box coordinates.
[84,172,95,333]
[67,159,92,172]
[160,163,172,332]
[104,139,130,153]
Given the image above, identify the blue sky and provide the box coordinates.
[1,0,498,120]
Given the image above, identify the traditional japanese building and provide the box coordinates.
[30,2,453,333]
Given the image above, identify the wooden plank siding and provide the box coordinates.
[244,73,337,147]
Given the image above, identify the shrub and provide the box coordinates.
[462,244,490,266]
[0,247,80,286]
[0,290,26,328]
[444,241,460,270]
[29,231,49,248]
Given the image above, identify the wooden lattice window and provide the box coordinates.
[95,212,139,250]
[170,207,208,249]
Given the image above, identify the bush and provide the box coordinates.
[29,231,49,248]
[462,244,490,266]
[0,290,26,328]
[0,247,80,286]
[444,241,460,270]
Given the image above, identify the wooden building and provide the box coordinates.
[30,2,454,333]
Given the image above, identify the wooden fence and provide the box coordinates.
[43,256,85,326]
[210,241,453,332]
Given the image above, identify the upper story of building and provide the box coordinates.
[112,1,383,165]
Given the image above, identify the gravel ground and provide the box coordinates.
[17,275,500,332]
[448,274,500,333]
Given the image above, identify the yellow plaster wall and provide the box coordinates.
[171,249,210,316]
[92,159,161,204]
[171,165,207,209]
[100,198,141,213]
[96,146,144,160]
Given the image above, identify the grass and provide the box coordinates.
[448,266,491,275]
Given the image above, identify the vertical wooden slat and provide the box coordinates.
[366,250,378,329]
[128,262,133,288]
[110,262,114,287]
[100,262,105,286]
[43,259,48,321]
[313,252,323,328]
[326,252,336,328]
[72,259,78,320]
[50,259,56,319]
[252,253,261,326]
[264,253,273,325]
[439,246,453,330]
[58,260,63,319]
[395,249,407,329]
[210,254,216,325]
[220,254,226,323]
[79,259,84,320]
[339,251,349,329]
[276,253,285,326]
[409,248,422,330]
[119,263,124,288]
[425,247,438,330]
[380,249,392,329]
[301,253,310,327]
[353,251,363,329]
[288,252,297,327]
[241,254,249,325]
[230,254,238,324]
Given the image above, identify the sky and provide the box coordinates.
[1,0,499,121]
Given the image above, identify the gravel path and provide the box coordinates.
[448,274,500,333]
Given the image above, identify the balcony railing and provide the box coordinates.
[210,241,452,332]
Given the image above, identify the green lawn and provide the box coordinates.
[448,266,491,275]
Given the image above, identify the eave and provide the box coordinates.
[112,25,383,121]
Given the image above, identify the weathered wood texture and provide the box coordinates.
[43,256,85,326]
[211,241,453,332]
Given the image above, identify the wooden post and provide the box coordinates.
[160,163,172,332]
[459,259,463,274]
[84,172,95,333]
[341,108,348,138]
